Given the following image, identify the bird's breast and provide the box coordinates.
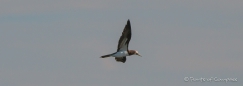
[112,51,129,57]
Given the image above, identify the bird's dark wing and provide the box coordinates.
[117,20,131,52]
[115,57,126,63]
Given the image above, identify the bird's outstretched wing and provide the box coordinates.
[117,20,131,52]
[115,57,126,63]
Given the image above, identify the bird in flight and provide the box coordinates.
[100,19,141,63]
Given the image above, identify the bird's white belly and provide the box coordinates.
[112,51,128,57]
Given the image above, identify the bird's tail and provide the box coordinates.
[100,54,112,58]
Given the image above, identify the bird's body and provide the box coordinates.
[100,19,141,63]
[112,51,129,57]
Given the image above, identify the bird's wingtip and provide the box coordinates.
[127,19,130,25]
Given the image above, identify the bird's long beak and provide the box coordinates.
[137,53,142,57]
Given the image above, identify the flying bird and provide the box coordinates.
[100,19,141,63]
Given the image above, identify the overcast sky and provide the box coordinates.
[0,0,242,86]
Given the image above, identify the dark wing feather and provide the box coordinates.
[117,20,132,52]
[115,57,126,63]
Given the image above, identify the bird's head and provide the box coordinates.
[129,50,142,57]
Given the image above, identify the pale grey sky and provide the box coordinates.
[0,0,242,86]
